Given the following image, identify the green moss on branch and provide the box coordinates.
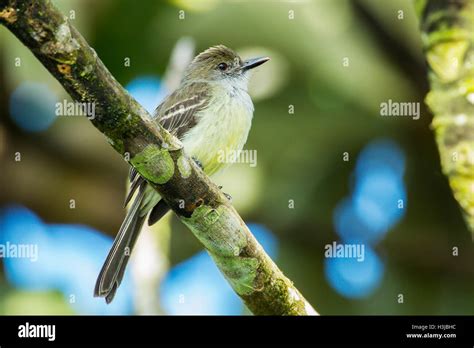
[416,0,474,234]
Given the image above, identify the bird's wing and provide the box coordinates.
[124,83,211,209]
[97,85,214,303]
[154,82,212,139]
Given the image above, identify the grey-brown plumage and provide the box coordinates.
[155,82,211,138]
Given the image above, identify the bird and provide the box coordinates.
[94,45,269,303]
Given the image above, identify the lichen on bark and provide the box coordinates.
[416,0,474,234]
[131,145,175,184]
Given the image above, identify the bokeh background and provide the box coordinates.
[0,0,473,315]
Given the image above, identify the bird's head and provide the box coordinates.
[183,45,269,86]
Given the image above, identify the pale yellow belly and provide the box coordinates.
[181,92,253,176]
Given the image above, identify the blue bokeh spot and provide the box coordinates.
[355,139,405,179]
[324,245,384,299]
[329,138,406,298]
[0,206,133,314]
[9,82,58,132]
[125,76,166,114]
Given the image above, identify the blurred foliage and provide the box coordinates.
[0,0,473,315]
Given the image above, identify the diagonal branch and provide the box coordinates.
[0,0,317,315]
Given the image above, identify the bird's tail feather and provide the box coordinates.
[94,181,147,303]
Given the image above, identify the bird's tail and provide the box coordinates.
[95,167,172,303]
[94,180,148,303]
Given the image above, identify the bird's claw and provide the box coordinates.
[192,156,203,170]
[218,186,232,202]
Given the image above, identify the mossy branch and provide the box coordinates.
[0,0,317,315]
[415,0,474,235]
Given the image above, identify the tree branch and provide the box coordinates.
[415,0,474,235]
[0,0,317,315]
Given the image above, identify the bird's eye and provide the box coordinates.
[217,62,228,71]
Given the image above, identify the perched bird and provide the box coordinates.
[94,45,269,303]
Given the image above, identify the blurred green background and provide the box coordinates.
[0,0,473,315]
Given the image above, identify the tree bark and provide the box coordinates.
[415,0,474,235]
[0,0,317,315]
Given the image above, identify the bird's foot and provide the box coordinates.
[218,186,232,202]
[192,156,204,170]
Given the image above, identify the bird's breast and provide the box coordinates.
[181,88,254,176]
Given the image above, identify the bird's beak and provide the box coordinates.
[242,56,270,71]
